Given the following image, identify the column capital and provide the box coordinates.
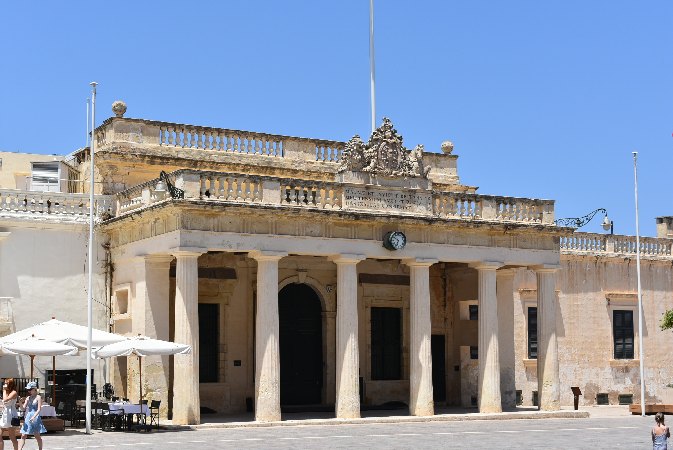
[469,261,503,271]
[170,247,206,258]
[136,254,174,265]
[531,264,561,273]
[496,267,517,278]
[330,253,366,265]
[249,250,288,262]
[403,257,438,267]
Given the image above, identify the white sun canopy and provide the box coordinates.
[93,335,191,358]
[1,336,78,357]
[0,318,126,349]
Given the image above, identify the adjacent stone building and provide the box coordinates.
[0,103,671,425]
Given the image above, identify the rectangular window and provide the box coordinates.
[528,307,538,359]
[469,346,478,360]
[371,307,401,380]
[613,310,634,359]
[199,303,220,383]
[468,305,478,321]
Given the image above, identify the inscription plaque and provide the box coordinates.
[343,186,432,216]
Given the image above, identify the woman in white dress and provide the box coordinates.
[0,378,19,450]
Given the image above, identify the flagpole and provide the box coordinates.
[633,151,645,417]
[86,81,97,434]
[369,0,376,134]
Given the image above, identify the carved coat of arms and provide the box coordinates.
[337,117,431,178]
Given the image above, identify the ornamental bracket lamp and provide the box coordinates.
[555,208,613,234]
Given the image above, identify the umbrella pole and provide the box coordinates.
[30,355,34,379]
[139,355,142,405]
[52,356,56,406]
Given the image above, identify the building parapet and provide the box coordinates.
[561,232,673,258]
[95,117,345,163]
[0,189,115,223]
[114,169,555,226]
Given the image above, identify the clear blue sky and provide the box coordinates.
[1,1,671,237]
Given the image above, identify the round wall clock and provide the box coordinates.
[383,231,407,251]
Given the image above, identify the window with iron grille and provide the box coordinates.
[613,310,634,359]
[468,304,478,321]
[528,307,537,359]
[371,307,402,380]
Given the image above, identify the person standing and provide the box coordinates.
[653,412,671,450]
[0,378,19,450]
[19,382,45,450]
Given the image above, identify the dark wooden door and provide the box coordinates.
[431,334,446,402]
[279,284,323,405]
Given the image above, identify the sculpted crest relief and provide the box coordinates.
[337,118,431,178]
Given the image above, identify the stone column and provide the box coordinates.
[133,254,172,416]
[404,258,437,417]
[250,250,287,422]
[496,268,516,410]
[473,261,502,413]
[536,265,560,411]
[172,249,203,425]
[330,254,365,419]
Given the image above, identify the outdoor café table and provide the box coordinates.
[40,405,57,417]
[108,403,149,429]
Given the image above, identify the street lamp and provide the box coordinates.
[555,208,613,234]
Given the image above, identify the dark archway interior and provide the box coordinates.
[279,283,323,406]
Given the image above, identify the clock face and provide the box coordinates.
[384,231,406,250]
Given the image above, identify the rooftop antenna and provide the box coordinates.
[369,0,376,134]
[85,81,97,434]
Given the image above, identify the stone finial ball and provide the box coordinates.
[112,100,127,118]
[441,140,454,154]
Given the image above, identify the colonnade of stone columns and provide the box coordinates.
[138,248,560,425]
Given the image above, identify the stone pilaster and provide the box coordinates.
[250,250,287,422]
[496,268,516,409]
[473,261,502,413]
[133,254,172,416]
[404,258,437,417]
[536,265,560,411]
[172,249,203,425]
[330,254,365,419]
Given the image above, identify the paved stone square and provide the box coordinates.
[15,415,658,449]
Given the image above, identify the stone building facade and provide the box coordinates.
[0,104,671,425]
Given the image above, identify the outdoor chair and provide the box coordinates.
[98,403,115,431]
[149,400,160,429]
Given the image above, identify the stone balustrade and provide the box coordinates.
[116,178,169,215]
[0,189,114,222]
[561,233,673,258]
[95,117,344,162]
[433,192,555,224]
[112,170,555,227]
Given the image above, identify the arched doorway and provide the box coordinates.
[279,283,323,406]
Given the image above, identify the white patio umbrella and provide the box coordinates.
[0,335,78,378]
[0,318,126,349]
[0,318,126,404]
[94,335,191,405]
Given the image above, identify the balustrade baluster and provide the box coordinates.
[252,180,261,202]
[235,178,243,201]
[217,132,225,151]
[226,177,234,200]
